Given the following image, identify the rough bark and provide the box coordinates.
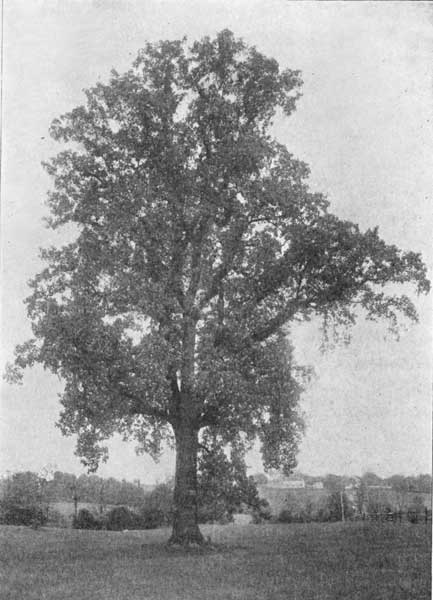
[168,415,204,545]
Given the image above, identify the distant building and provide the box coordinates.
[311,481,324,490]
[276,479,306,489]
[233,513,253,525]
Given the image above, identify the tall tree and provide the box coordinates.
[7,31,429,544]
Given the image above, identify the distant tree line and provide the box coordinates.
[1,468,430,529]
[0,453,270,529]
[252,471,432,493]
[1,469,430,509]
[0,471,148,509]
[252,470,431,523]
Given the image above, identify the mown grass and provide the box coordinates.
[0,521,430,599]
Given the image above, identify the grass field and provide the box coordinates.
[0,521,430,599]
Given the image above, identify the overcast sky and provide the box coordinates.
[1,1,432,483]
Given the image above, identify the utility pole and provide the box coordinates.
[340,489,345,522]
[70,477,79,519]
[99,481,105,515]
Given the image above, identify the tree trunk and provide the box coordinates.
[169,417,204,545]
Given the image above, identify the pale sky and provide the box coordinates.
[1,1,432,483]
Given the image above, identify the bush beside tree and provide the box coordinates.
[106,506,141,531]
[72,508,105,530]
[197,439,267,524]
[140,482,174,528]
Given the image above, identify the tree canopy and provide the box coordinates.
[7,30,429,543]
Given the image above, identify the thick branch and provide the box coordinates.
[199,218,247,309]
[250,305,298,343]
[118,384,172,423]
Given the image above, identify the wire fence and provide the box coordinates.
[361,509,432,524]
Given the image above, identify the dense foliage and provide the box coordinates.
[72,508,104,530]
[0,470,147,507]
[197,438,270,523]
[0,505,47,527]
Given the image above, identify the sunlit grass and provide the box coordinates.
[0,521,430,599]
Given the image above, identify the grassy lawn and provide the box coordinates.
[0,521,430,600]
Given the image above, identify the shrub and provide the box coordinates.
[139,506,169,529]
[277,499,333,523]
[198,499,233,524]
[0,503,47,527]
[407,510,419,524]
[278,509,294,523]
[139,482,174,528]
[106,506,140,531]
[277,507,312,524]
[316,507,332,522]
[252,500,272,524]
[72,508,104,530]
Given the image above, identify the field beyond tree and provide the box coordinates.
[1,521,430,600]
